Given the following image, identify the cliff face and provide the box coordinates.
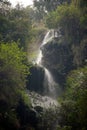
[41,38,87,87]
[26,66,45,94]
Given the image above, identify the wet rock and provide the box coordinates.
[41,40,74,87]
[26,66,44,94]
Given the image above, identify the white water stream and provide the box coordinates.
[36,30,54,65]
[33,30,59,107]
[44,68,58,98]
[29,30,59,108]
[36,30,58,98]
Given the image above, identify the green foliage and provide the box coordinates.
[0,3,33,49]
[34,0,71,13]
[32,26,47,41]
[46,11,58,29]
[46,1,87,45]
[46,3,81,44]
[59,66,87,129]
[33,0,71,21]
[66,67,87,128]
[0,42,29,106]
[0,42,31,130]
[20,91,31,107]
[66,67,87,99]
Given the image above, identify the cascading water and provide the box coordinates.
[36,30,58,99]
[28,30,60,108]
[44,68,57,98]
[36,30,54,65]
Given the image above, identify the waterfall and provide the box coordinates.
[36,30,54,65]
[36,30,57,99]
[44,68,58,98]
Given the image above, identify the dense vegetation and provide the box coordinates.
[0,1,32,129]
[0,0,87,130]
[44,0,87,130]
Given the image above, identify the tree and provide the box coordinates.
[59,67,87,130]
[34,0,71,12]
[0,3,33,49]
[0,42,29,107]
[33,0,71,21]
[0,0,11,16]
[46,3,82,44]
